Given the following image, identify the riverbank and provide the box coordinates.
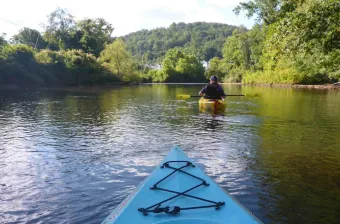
[2,82,340,92]
[221,83,340,89]
[44,82,143,93]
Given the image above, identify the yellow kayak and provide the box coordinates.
[199,98,226,112]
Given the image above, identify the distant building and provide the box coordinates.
[144,64,162,70]
[201,60,209,70]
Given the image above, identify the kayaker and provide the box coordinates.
[199,75,226,99]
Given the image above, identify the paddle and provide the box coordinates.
[176,93,261,100]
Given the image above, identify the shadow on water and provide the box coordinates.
[0,85,339,223]
[200,116,224,132]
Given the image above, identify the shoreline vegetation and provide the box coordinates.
[230,83,340,89]
[1,0,339,89]
[2,83,339,92]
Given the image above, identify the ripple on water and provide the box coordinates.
[1,87,340,224]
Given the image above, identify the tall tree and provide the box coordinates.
[99,38,135,80]
[233,0,302,25]
[11,28,46,49]
[75,18,114,56]
[223,27,250,69]
[230,0,340,84]
[204,57,226,80]
[0,33,7,48]
[161,48,205,82]
[43,7,76,50]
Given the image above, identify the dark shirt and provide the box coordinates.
[200,84,226,98]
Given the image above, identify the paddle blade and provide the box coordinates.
[244,93,262,97]
[176,94,192,100]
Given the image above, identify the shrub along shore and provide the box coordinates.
[1,1,339,89]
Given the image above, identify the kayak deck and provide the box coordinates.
[199,98,226,113]
[138,160,225,216]
[103,146,261,224]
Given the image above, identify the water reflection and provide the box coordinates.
[200,117,223,132]
[251,88,340,223]
[0,85,339,224]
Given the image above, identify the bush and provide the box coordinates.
[0,44,123,87]
[34,49,57,64]
[243,58,302,84]
[147,69,168,82]
[1,44,35,63]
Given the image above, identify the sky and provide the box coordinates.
[0,0,254,39]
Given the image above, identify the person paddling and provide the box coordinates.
[199,76,226,99]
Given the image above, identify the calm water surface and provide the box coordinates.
[0,84,339,224]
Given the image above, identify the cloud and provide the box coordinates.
[0,0,254,39]
[205,0,244,8]
[139,8,188,21]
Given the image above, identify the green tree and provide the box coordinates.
[264,0,340,83]
[99,38,136,81]
[43,7,76,50]
[75,18,114,56]
[201,42,220,61]
[204,57,225,80]
[0,33,7,49]
[247,24,265,70]
[218,24,266,82]
[124,22,237,64]
[11,28,47,49]
[234,0,302,25]
[236,0,340,84]
[161,48,205,82]
[223,27,250,68]
[221,27,250,82]
[272,0,340,54]
[162,48,184,77]
[176,54,205,79]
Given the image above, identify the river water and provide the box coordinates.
[0,84,339,224]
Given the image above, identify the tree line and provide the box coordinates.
[1,1,339,87]
[206,0,339,84]
[2,8,231,87]
[0,8,139,87]
[124,22,237,63]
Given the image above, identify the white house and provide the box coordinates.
[201,60,209,69]
[144,64,162,70]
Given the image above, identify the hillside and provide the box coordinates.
[123,22,237,63]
